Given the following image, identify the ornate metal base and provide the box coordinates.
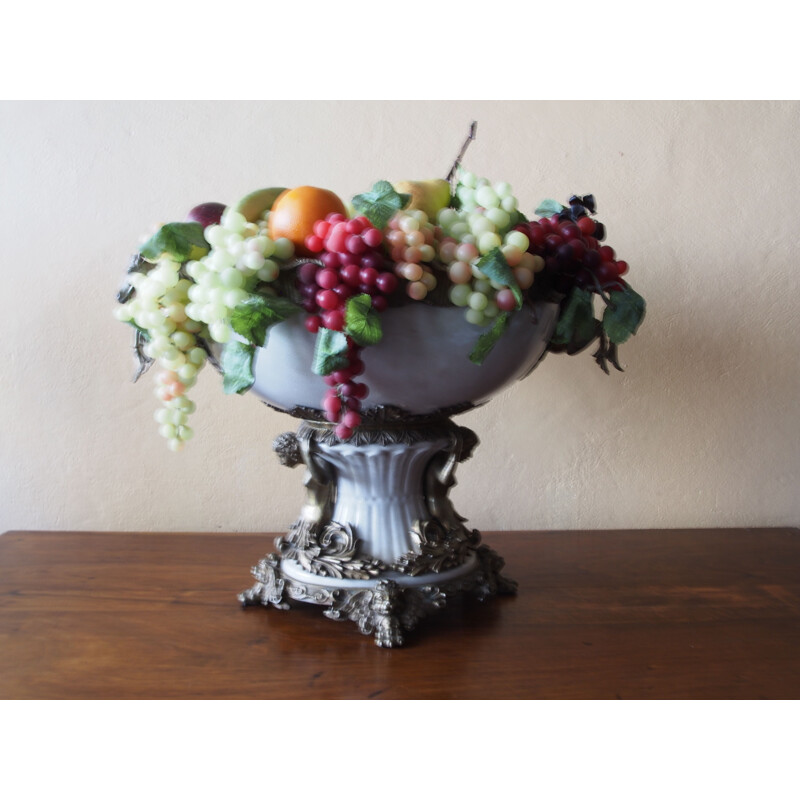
[239,545,516,647]
[239,408,518,647]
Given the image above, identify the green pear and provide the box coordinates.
[233,187,288,222]
[393,179,452,221]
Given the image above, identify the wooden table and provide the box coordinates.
[1,528,798,699]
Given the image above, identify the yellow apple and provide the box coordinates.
[393,179,452,221]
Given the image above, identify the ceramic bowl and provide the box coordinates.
[248,301,559,414]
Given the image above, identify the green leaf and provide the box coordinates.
[312,328,349,376]
[220,341,256,395]
[602,285,646,344]
[469,312,511,365]
[125,319,150,338]
[230,294,302,347]
[511,208,529,226]
[474,248,523,309]
[551,288,596,348]
[534,199,565,218]
[140,222,210,263]
[352,181,411,229]
[344,294,383,347]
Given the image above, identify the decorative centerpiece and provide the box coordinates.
[115,125,646,646]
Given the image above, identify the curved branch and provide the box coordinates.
[446,121,478,185]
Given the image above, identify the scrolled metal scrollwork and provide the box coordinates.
[273,428,385,580]
[393,519,480,575]
[393,423,482,575]
[278,520,386,580]
[238,543,516,646]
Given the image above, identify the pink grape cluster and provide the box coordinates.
[384,210,438,301]
[296,213,401,440]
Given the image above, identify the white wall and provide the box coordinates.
[1,100,797,534]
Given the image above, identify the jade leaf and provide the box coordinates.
[602,285,646,344]
[511,208,529,226]
[220,341,256,395]
[344,294,383,347]
[312,328,349,376]
[551,288,596,348]
[230,294,302,348]
[352,181,411,229]
[125,319,150,338]
[139,222,209,263]
[534,198,565,218]
[469,311,511,365]
[474,248,523,309]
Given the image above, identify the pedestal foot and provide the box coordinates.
[324,580,446,648]
[238,546,517,647]
[238,554,289,610]
[471,544,519,599]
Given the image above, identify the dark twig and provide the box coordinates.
[608,341,624,372]
[593,330,611,375]
[446,121,478,187]
[132,329,154,383]
[200,337,222,375]
[116,253,151,304]
[586,269,613,307]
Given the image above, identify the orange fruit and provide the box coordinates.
[267,186,347,256]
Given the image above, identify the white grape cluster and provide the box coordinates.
[184,208,295,343]
[115,208,296,451]
[436,170,544,326]
[114,257,206,451]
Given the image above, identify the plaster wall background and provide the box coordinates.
[1,100,797,534]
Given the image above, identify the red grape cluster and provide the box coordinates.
[515,203,629,296]
[296,213,401,440]
[320,343,368,440]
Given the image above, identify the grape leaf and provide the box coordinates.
[344,294,383,347]
[551,288,595,348]
[469,311,511,365]
[474,248,523,309]
[230,294,302,347]
[312,328,349,376]
[534,198,565,218]
[125,319,150,337]
[511,209,529,226]
[602,285,646,344]
[352,181,411,229]
[570,194,596,214]
[220,341,256,395]
[140,222,210,263]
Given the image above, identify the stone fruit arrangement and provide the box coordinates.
[115,127,646,449]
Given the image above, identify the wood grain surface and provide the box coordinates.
[1,528,799,699]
